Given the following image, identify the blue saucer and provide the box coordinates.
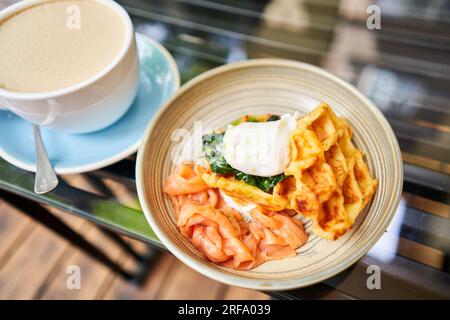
[0,33,180,174]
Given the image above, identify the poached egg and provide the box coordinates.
[223,113,298,177]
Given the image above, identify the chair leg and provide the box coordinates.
[0,189,133,280]
[97,226,144,262]
[97,226,163,286]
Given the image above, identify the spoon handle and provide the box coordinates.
[33,125,58,194]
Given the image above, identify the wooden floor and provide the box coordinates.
[0,198,268,300]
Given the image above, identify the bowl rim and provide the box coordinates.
[136,58,403,290]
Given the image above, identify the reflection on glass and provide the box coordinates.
[368,199,406,262]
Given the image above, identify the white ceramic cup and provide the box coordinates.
[0,0,139,133]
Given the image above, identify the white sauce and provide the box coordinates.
[223,113,298,177]
[219,190,255,222]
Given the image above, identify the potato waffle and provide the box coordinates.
[202,173,288,211]
[278,103,378,240]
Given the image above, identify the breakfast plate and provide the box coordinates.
[0,33,180,174]
[136,59,403,290]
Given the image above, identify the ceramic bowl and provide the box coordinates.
[136,59,403,290]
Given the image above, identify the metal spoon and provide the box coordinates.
[33,124,58,194]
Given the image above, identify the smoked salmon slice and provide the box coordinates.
[164,163,308,270]
[164,163,209,195]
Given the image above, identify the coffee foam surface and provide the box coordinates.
[0,0,126,93]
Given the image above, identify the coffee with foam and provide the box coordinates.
[0,0,126,93]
